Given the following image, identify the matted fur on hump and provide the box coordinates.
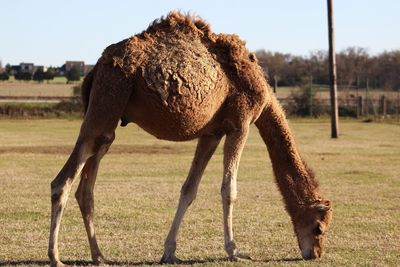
[102,11,221,107]
[141,12,220,106]
[101,11,259,107]
[142,36,220,106]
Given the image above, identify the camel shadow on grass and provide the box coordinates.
[0,257,303,266]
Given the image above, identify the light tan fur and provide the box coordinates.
[48,12,332,267]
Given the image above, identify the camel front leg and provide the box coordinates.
[75,134,113,265]
[221,126,250,261]
[161,135,221,264]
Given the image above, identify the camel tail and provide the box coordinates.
[81,65,97,115]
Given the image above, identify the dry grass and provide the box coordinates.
[0,119,399,266]
[0,82,75,97]
[1,80,397,102]
[274,86,399,101]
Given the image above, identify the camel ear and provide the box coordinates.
[315,200,332,212]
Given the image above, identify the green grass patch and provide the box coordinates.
[0,101,83,119]
[0,102,56,108]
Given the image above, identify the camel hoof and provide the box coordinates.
[50,261,68,267]
[93,256,112,265]
[160,253,182,264]
[229,253,252,262]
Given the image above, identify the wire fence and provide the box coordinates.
[276,85,400,121]
[0,85,399,122]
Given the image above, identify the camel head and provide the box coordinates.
[294,199,332,260]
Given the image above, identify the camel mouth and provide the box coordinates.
[301,248,321,260]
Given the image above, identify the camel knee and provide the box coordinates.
[74,186,85,207]
[221,183,237,204]
[180,182,198,205]
[92,133,114,154]
[75,172,94,211]
[78,132,114,156]
[75,169,87,206]
[75,185,93,206]
[50,181,69,205]
[75,192,93,217]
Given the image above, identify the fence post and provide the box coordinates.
[357,96,363,118]
[365,78,369,118]
[273,75,278,93]
[309,75,313,117]
[379,95,387,117]
[397,89,400,122]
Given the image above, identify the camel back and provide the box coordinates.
[99,11,264,107]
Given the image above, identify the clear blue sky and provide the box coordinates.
[1,0,399,66]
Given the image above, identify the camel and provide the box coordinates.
[48,11,332,267]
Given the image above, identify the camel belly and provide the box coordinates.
[124,72,229,141]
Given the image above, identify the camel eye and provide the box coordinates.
[313,225,323,236]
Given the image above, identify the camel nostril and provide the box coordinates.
[301,249,312,260]
[301,248,321,260]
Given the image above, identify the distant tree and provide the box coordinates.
[5,63,12,75]
[33,68,45,82]
[14,72,32,81]
[336,47,369,87]
[65,66,80,83]
[255,50,289,87]
[44,67,56,82]
[376,51,400,90]
[0,72,9,81]
[254,47,400,91]
[308,50,329,84]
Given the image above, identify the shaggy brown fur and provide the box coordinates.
[49,11,332,267]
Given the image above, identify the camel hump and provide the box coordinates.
[144,11,212,38]
[99,11,213,69]
[140,30,221,107]
[99,11,265,109]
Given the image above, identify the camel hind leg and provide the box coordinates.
[48,137,94,267]
[49,133,119,267]
[75,132,114,265]
[49,63,132,267]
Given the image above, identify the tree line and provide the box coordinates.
[2,47,399,89]
[0,63,81,83]
[255,47,400,91]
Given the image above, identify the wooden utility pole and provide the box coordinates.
[327,0,339,138]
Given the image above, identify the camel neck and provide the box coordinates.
[255,99,321,217]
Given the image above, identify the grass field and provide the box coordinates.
[0,77,82,98]
[5,76,82,84]
[274,86,399,101]
[0,119,399,266]
[0,82,75,98]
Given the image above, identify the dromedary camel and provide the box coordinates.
[49,12,332,266]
